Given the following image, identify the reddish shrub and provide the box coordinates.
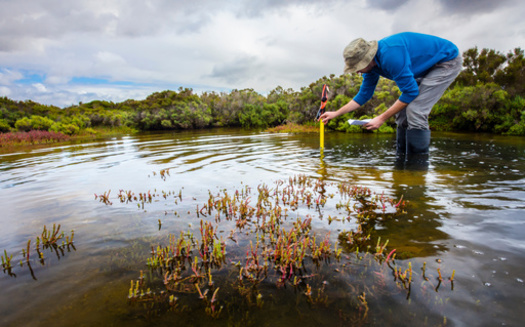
[0,130,70,147]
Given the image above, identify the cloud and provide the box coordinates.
[210,55,263,84]
[0,69,23,84]
[1,0,525,107]
[438,0,514,14]
[367,0,516,15]
[365,0,410,11]
[32,83,47,93]
[0,1,118,52]
[0,86,12,97]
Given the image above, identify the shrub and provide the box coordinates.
[29,115,55,130]
[14,117,32,131]
[0,119,11,132]
[505,123,525,136]
[50,122,80,135]
[374,125,395,134]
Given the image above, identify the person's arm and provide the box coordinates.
[320,71,380,124]
[319,99,361,124]
[364,99,407,130]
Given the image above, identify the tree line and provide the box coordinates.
[1,46,524,136]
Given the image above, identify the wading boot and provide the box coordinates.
[394,127,407,169]
[405,129,430,170]
[396,127,407,156]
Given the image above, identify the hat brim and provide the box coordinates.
[344,40,378,74]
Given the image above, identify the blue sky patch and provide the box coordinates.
[70,77,138,86]
[14,71,46,85]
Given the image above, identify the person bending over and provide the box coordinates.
[319,32,462,157]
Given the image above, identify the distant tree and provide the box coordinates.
[495,48,525,97]
[1,46,524,136]
[455,47,506,86]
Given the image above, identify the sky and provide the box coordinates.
[1,0,524,108]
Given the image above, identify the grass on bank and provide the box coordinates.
[1,121,397,149]
[0,126,138,149]
[265,122,320,133]
[265,121,396,134]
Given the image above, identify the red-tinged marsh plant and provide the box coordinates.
[0,130,69,147]
[3,225,75,278]
[40,224,63,246]
[111,175,455,321]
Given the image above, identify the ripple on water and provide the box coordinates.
[0,130,524,326]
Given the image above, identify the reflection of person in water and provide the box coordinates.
[381,168,449,258]
[319,32,462,161]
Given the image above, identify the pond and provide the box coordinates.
[1,129,524,326]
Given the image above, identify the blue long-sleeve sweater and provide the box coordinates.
[353,32,459,105]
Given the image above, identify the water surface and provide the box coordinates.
[1,129,524,326]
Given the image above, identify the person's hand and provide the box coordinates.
[363,116,386,130]
[319,111,338,124]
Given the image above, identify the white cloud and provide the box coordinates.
[32,83,47,93]
[96,51,127,65]
[0,86,11,96]
[0,69,23,84]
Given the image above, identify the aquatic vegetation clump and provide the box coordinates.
[95,174,455,324]
[95,187,184,209]
[2,224,75,279]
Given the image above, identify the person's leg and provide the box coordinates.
[405,56,462,155]
[395,109,408,156]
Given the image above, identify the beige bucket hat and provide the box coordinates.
[343,38,378,73]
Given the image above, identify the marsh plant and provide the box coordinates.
[2,224,75,279]
[95,173,455,325]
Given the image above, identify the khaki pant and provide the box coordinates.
[396,55,463,130]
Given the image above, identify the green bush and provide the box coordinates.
[84,128,97,135]
[14,115,56,132]
[0,118,11,132]
[239,104,266,128]
[374,125,395,134]
[161,119,173,129]
[506,123,525,136]
[239,101,288,129]
[50,122,80,135]
[431,83,510,132]
[14,117,32,131]
[340,124,364,133]
[29,115,55,130]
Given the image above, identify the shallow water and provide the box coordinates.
[1,129,524,326]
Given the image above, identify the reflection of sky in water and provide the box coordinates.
[0,130,524,326]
